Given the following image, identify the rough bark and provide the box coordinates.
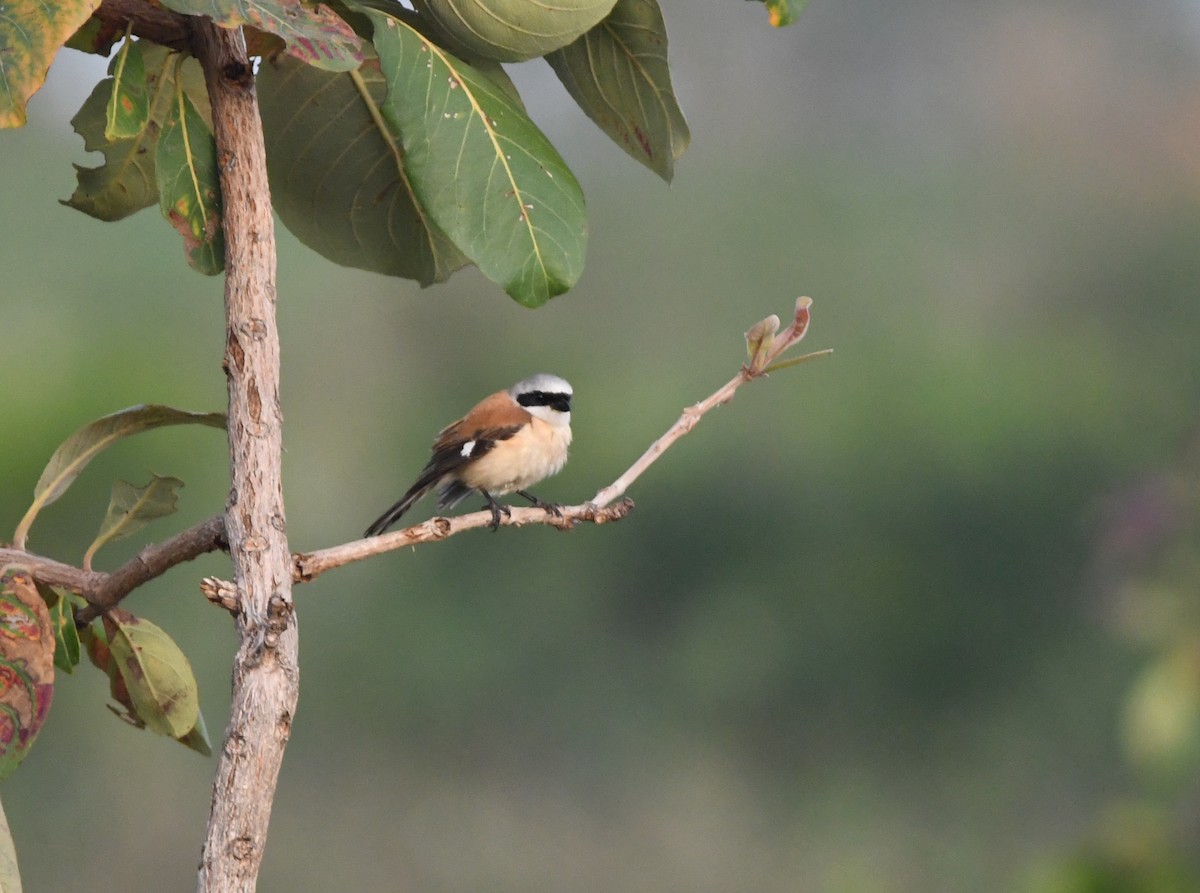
[191,20,299,893]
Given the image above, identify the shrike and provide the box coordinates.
[365,373,573,536]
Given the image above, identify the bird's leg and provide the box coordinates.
[479,490,511,531]
[515,489,563,518]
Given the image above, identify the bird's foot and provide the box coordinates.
[516,490,563,518]
[481,491,512,531]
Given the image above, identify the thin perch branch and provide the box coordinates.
[5,300,827,602]
[294,499,634,583]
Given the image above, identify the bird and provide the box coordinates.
[364,373,573,536]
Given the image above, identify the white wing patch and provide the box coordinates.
[460,440,476,458]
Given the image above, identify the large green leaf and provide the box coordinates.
[366,9,588,306]
[158,0,362,71]
[259,52,468,285]
[411,0,616,62]
[83,475,185,572]
[157,85,224,274]
[63,45,211,222]
[11,405,225,550]
[546,0,688,182]
[0,0,101,128]
[347,1,528,109]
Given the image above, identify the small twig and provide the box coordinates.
[593,297,829,508]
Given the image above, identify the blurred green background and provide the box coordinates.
[4,1,1200,890]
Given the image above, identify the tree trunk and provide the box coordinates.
[192,20,299,893]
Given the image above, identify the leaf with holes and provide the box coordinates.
[0,0,101,128]
[411,0,615,62]
[12,405,225,550]
[63,45,211,222]
[366,9,588,306]
[157,87,224,274]
[84,475,185,572]
[259,52,468,285]
[546,0,688,181]
[158,0,362,71]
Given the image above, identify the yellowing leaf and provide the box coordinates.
[106,37,149,140]
[157,85,225,274]
[63,45,211,222]
[0,0,101,128]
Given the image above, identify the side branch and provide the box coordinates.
[294,499,633,583]
[0,515,225,619]
[94,0,193,52]
[76,516,227,624]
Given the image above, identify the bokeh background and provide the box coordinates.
[4,1,1200,890]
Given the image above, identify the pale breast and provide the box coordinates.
[459,418,571,494]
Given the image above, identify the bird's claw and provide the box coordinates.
[516,490,563,518]
[481,491,511,531]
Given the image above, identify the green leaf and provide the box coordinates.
[11,405,225,550]
[367,10,588,306]
[0,0,101,128]
[349,2,529,110]
[0,793,23,893]
[157,84,225,274]
[259,52,469,285]
[744,314,779,372]
[178,709,213,757]
[158,0,363,71]
[411,0,616,62]
[546,0,689,181]
[745,0,808,28]
[63,45,211,222]
[83,475,185,571]
[37,585,82,675]
[103,610,200,739]
[106,38,149,140]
